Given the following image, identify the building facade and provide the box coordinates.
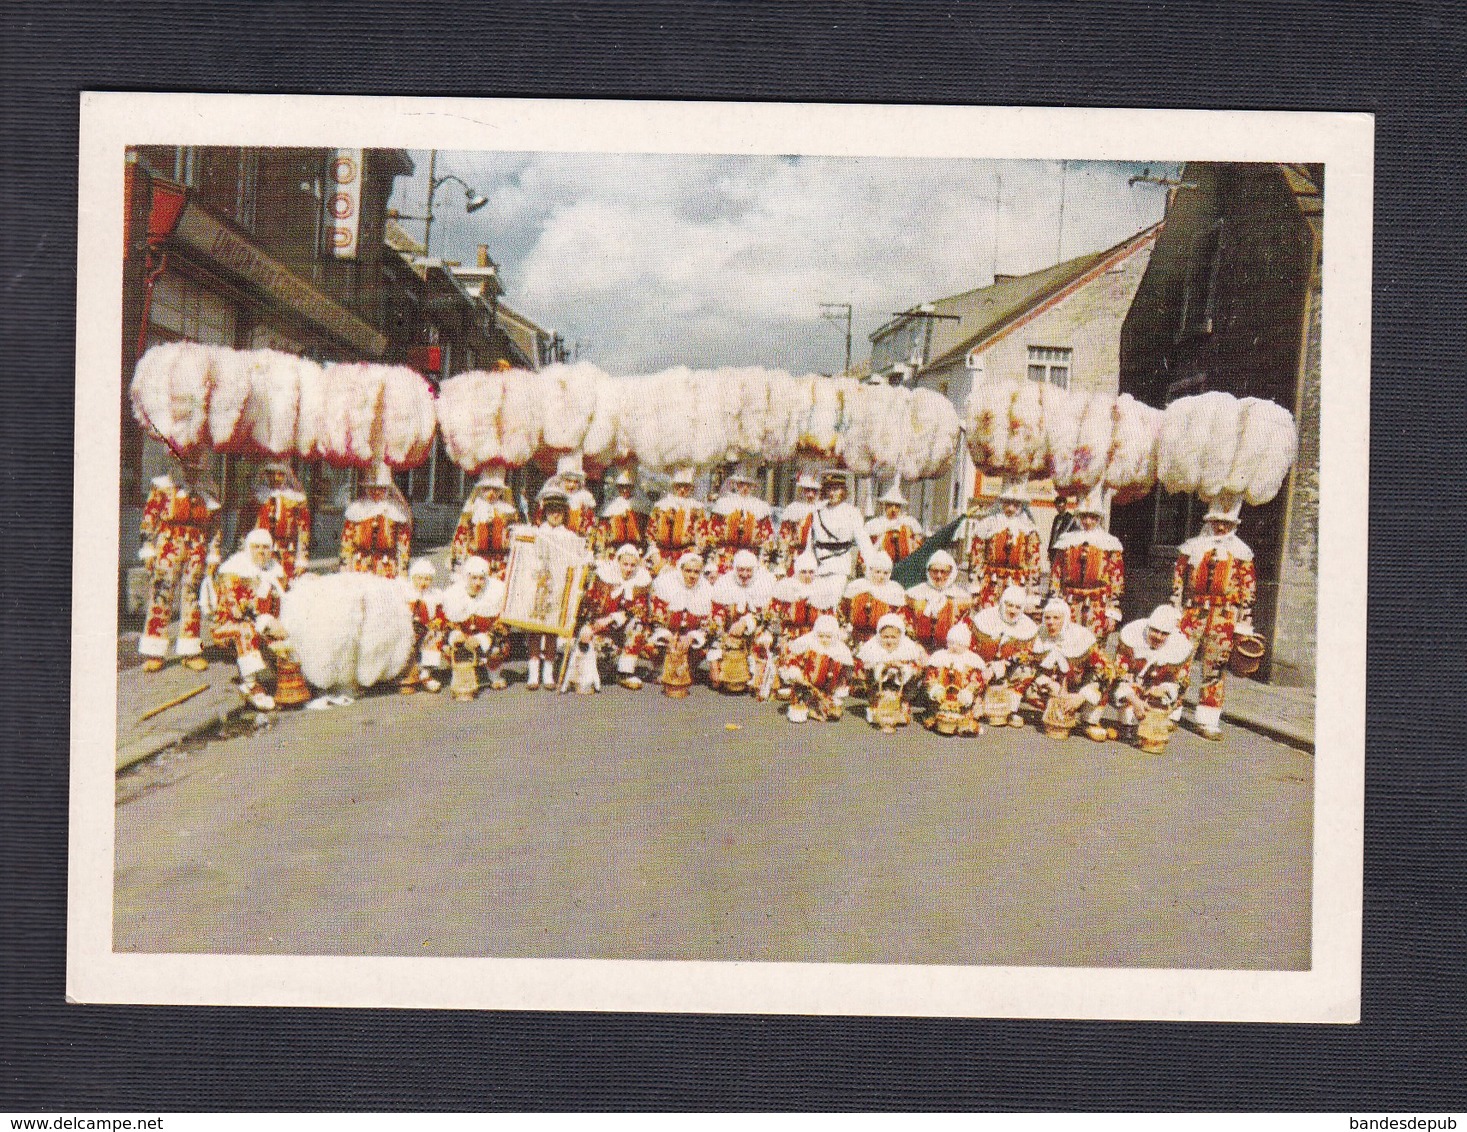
[119,147,569,618]
[869,224,1160,542]
[1114,163,1321,686]
[121,146,416,593]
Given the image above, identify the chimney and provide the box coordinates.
[477,244,490,268]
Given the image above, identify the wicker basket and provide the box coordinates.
[1230,633,1266,677]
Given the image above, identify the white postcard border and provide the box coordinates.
[69,94,1371,1021]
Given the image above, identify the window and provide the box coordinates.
[1177,219,1223,338]
[1027,346,1072,388]
[234,149,259,231]
[150,273,237,345]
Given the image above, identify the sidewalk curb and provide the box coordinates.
[117,678,250,772]
[1217,710,1314,754]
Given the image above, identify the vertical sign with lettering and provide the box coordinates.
[327,148,363,259]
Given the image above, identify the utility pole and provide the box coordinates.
[819,302,853,375]
[422,149,438,257]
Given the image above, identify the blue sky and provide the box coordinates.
[390,154,1180,374]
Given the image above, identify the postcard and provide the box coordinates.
[70,93,1369,1020]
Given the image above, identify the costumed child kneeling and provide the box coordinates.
[399,557,445,694]
[440,555,509,700]
[1025,599,1112,741]
[208,528,298,712]
[922,623,988,736]
[779,613,853,723]
[855,612,926,733]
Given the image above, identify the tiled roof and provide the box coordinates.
[921,223,1162,371]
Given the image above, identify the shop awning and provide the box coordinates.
[147,181,388,357]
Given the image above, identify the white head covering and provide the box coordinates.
[615,543,642,562]
[244,528,274,550]
[676,549,704,570]
[813,613,840,636]
[793,551,819,574]
[409,557,437,579]
[1042,598,1071,621]
[1203,493,1243,524]
[864,549,894,572]
[1147,604,1182,634]
[927,549,957,575]
[556,452,585,478]
[671,466,696,486]
[732,549,759,571]
[463,556,490,578]
[1001,584,1030,609]
[878,480,907,506]
[945,623,973,649]
[476,470,508,490]
[796,471,822,491]
[876,612,907,634]
[1075,485,1107,517]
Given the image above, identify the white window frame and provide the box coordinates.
[1026,345,1073,388]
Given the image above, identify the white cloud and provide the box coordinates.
[393,152,1176,374]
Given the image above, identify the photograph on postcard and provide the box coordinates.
[107,138,1324,972]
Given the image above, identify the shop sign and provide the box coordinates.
[170,200,387,356]
[326,148,363,260]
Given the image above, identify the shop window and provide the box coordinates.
[235,149,259,231]
[150,273,238,345]
[1026,346,1072,388]
[247,324,306,352]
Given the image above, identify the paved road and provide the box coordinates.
[115,676,1313,968]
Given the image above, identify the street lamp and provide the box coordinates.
[387,149,488,257]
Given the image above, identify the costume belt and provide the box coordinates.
[812,539,852,561]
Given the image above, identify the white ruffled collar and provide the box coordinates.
[711,494,772,519]
[973,511,1038,538]
[845,577,908,605]
[1178,531,1254,562]
[594,560,652,596]
[1033,623,1098,667]
[970,605,1038,641]
[856,635,926,665]
[653,494,706,513]
[1119,619,1194,666]
[786,631,853,666]
[1054,528,1123,552]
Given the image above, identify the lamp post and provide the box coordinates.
[388,149,488,257]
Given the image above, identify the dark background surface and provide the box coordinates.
[3,0,1464,1111]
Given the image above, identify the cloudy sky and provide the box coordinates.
[389,153,1180,375]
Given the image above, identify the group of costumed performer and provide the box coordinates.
[450,469,520,579]
[1171,493,1257,739]
[1048,484,1125,637]
[137,450,223,670]
[246,461,311,585]
[339,465,412,579]
[967,475,1045,609]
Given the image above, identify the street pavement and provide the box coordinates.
[115,674,1313,969]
